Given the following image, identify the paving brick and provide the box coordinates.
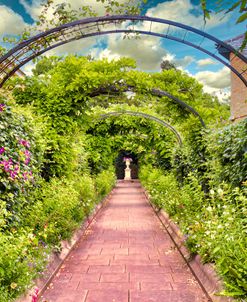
[112,258,159,266]
[88,265,126,274]
[70,273,100,283]
[77,281,139,291]
[86,290,128,302]
[101,248,129,255]
[126,265,167,274]
[100,273,129,282]
[61,264,89,274]
[41,290,88,302]
[130,290,172,302]
[114,254,149,261]
[140,281,172,291]
[130,272,173,283]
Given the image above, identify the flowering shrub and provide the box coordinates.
[0,102,40,223]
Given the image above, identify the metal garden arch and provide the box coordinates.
[0,15,246,88]
[86,84,206,127]
[98,110,183,145]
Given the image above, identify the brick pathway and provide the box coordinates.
[41,180,209,302]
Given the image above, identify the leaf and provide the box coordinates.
[225,1,241,14]
[236,12,247,23]
[212,246,221,254]
[240,0,247,12]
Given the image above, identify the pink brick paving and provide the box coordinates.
[41,180,210,302]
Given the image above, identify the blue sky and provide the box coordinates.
[0,0,246,101]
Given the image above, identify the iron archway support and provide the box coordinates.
[0,15,246,88]
[86,84,206,127]
[98,110,183,145]
[151,89,206,127]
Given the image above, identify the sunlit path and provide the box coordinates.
[41,180,209,302]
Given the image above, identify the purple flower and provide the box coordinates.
[0,158,13,172]
[19,139,30,148]
[24,149,30,156]
[9,170,17,179]
[25,158,30,165]
[23,171,28,181]
[24,149,31,165]
[0,104,5,112]
[14,164,20,172]
[0,147,5,155]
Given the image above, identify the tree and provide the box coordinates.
[160,60,177,71]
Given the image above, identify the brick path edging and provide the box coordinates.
[16,188,115,302]
[143,190,234,302]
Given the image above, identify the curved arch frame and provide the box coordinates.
[151,88,205,127]
[98,110,183,145]
[0,15,246,88]
[86,84,206,127]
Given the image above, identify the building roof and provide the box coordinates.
[217,33,247,59]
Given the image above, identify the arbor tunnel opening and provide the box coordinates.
[115,150,139,180]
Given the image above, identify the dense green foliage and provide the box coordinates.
[1,55,245,300]
[0,84,116,300]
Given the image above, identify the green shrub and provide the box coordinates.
[0,229,49,301]
[95,168,116,201]
[207,119,247,187]
[139,166,182,216]
[22,175,95,246]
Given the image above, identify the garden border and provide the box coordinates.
[16,186,115,302]
[143,189,234,302]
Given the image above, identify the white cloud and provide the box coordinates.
[197,58,217,67]
[194,66,230,89]
[193,66,231,102]
[92,34,168,71]
[145,0,229,30]
[0,5,27,35]
[203,86,230,103]
[174,55,194,68]
[45,37,98,56]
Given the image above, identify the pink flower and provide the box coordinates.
[23,171,28,181]
[0,159,19,180]
[0,104,5,112]
[31,287,39,302]
[25,158,30,165]
[24,149,31,165]
[0,147,5,154]
[24,149,30,156]
[0,158,13,172]
[19,139,30,148]
[9,170,18,179]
